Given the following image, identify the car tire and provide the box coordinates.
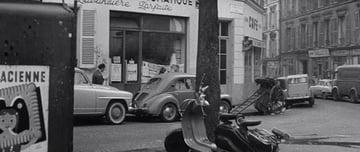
[160,103,178,122]
[105,102,126,125]
[350,90,359,103]
[308,98,315,107]
[219,100,231,113]
[332,89,340,101]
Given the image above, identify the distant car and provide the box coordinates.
[309,79,333,99]
[74,68,133,125]
[129,72,232,122]
[332,65,360,103]
[278,74,315,107]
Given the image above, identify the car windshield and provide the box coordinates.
[143,78,162,90]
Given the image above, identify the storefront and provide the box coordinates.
[58,0,199,93]
[331,49,350,72]
[308,49,331,81]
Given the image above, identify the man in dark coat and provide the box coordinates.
[92,63,106,85]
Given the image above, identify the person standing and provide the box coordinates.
[92,63,106,85]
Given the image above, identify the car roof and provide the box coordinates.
[335,64,360,70]
[278,74,308,79]
[152,72,195,81]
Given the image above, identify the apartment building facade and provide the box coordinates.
[263,0,280,77]
[280,0,360,79]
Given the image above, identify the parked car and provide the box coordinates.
[309,79,333,99]
[74,68,133,125]
[332,65,360,103]
[277,74,315,107]
[129,72,232,122]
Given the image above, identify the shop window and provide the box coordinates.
[143,15,185,33]
[109,12,187,84]
[143,32,185,66]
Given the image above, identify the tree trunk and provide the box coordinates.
[196,0,219,141]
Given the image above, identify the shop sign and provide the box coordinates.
[79,0,199,11]
[332,50,349,56]
[230,4,243,14]
[243,36,252,51]
[351,49,360,55]
[0,65,49,152]
[308,49,330,57]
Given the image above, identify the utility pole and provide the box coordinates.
[196,0,220,141]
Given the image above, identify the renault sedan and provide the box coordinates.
[74,68,133,125]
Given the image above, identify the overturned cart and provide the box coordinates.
[231,78,286,115]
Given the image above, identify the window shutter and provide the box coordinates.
[331,18,338,46]
[307,23,312,48]
[319,21,325,47]
[79,9,96,68]
[354,12,360,43]
[345,14,351,45]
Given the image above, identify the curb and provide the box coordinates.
[119,147,165,152]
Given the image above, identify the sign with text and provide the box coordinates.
[308,49,330,58]
[78,0,199,12]
[0,65,49,152]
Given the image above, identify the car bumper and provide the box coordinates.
[128,106,152,116]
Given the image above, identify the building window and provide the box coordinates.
[331,18,338,45]
[313,22,319,47]
[338,15,346,45]
[300,23,307,48]
[313,0,318,9]
[354,11,360,43]
[219,21,229,85]
[286,27,292,50]
[270,6,277,29]
[324,19,330,46]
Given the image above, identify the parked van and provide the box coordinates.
[332,65,360,102]
[278,74,315,107]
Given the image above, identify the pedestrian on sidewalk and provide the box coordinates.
[92,63,106,85]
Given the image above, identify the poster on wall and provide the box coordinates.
[111,64,122,82]
[127,63,137,81]
[0,65,49,152]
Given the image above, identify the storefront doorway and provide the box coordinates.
[110,30,140,93]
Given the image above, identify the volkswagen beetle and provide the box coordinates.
[129,72,232,122]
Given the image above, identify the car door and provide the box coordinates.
[171,77,195,109]
[74,72,96,115]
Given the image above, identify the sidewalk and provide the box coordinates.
[119,144,360,152]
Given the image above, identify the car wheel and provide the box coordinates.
[322,92,327,100]
[160,103,178,122]
[219,100,231,113]
[308,98,315,107]
[332,89,340,101]
[105,102,126,125]
[350,90,359,103]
